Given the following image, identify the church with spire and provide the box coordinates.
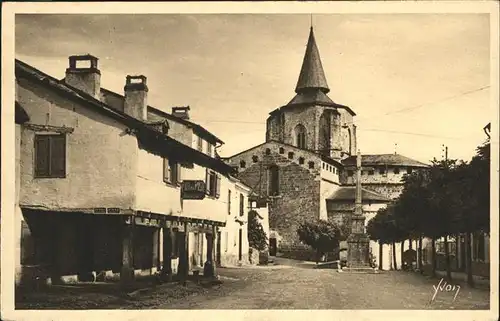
[225,26,428,268]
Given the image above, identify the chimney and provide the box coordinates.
[124,75,148,120]
[65,54,101,99]
[172,106,190,120]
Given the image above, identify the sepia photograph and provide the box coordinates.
[1,2,498,321]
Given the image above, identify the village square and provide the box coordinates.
[1,11,494,314]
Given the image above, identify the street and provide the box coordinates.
[165,258,490,310]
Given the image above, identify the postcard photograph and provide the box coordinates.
[1,2,498,321]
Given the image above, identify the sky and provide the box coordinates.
[15,14,492,163]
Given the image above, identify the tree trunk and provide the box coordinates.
[378,242,383,270]
[400,239,405,270]
[455,234,460,271]
[392,242,398,270]
[431,238,436,277]
[444,235,452,281]
[418,237,423,273]
[465,232,474,287]
[409,239,413,250]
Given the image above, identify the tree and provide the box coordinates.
[248,210,268,251]
[296,219,350,264]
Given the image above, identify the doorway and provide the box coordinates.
[269,238,277,256]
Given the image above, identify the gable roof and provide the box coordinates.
[15,59,233,175]
[223,139,343,168]
[342,154,429,168]
[327,187,390,203]
[147,106,223,145]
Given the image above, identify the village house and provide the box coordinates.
[14,54,252,286]
[224,27,429,269]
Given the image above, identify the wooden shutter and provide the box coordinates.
[34,135,50,177]
[163,157,170,183]
[50,135,66,177]
[205,168,210,195]
[176,163,182,184]
[215,174,221,198]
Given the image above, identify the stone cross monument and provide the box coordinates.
[346,149,371,268]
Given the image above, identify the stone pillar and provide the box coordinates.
[161,227,173,280]
[347,150,371,268]
[177,230,189,280]
[204,228,216,277]
[152,227,159,274]
[120,218,135,287]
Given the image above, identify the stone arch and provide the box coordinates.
[318,111,331,156]
[293,124,307,149]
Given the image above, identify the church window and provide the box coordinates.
[252,155,259,163]
[240,160,246,168]
[288,152,294,159]
[322,163,326,169]
[308,161,315,169]
[394,167,400,174]
[265,148,271,155]
[294,124,307,149]
[298,157,305,165]
[269,165,280,196]
[368,170,374,175]
[279,147,284,154]
[407,167,413,174]
[379,169,386,175]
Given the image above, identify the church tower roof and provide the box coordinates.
[295,27,330,94]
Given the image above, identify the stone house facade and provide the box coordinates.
[14,55,251,286]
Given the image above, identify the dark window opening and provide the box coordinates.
[298,157,305,165]
[308,161,315,169]
[279,147,284,154]
[240,160,246,168]
[269,165,280,196]
[252,155,259,163]
[239,193,245,216]
[347,170,354,177]
[35,134,66,178]
[379,169,386,175]
[368,170,374,175]
[228,190,232,214]
[288,152,294,159]
[265,148,271,155]
[407,168,413,174]
[394,167,400,174]
[163,158,181,185]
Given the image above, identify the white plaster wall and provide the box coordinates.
[181,164,229,223]
[17,78,137,210]
[135,149,182,215]
[319,180,341,220]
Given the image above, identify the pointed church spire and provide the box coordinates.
[295,27,330,94]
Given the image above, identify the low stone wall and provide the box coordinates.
[219,253,249,267]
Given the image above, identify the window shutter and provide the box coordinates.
[177,163,182,184]
[205,168,210,195]
[215,175,221,198]
[50,135,66,177]
[35,135,50,177]
[163,157,169,183]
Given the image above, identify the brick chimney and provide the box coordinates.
[172,106,190,120]
[124,75,148,120]
[65,54,101,99]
